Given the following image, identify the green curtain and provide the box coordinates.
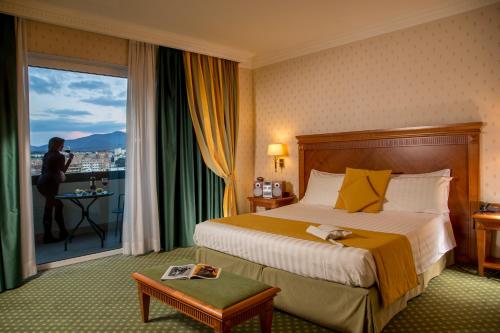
[156,47,223,251]
[0,13,22,292]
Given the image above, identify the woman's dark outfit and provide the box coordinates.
[37,150,68,241]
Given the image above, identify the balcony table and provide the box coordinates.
[55,191,114,251]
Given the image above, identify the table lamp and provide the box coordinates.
[267,143,288,172]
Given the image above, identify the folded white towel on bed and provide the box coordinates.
[306,225,352,247]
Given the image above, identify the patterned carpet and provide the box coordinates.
[0,248,498,333]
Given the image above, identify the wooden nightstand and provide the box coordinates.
[473,212,500,276]
[247,196,295,213]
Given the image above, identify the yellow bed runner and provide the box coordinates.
[210,214,419,307]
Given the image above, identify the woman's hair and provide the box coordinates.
[48,137,64,152]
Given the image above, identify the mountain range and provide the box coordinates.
[31,131,126,153]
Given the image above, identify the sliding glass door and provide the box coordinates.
[28,65,127,264]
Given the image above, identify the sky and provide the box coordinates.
[28,66,127,146]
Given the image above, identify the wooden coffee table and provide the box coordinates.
[132,269,280,333]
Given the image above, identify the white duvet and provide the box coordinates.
[193,203,456,288]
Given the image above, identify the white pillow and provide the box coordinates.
[396,169,451,177]
[300,169,344,206]
[383,176,452,213]
[390,169,452,211]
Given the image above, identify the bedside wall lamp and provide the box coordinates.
[267,143,288,172]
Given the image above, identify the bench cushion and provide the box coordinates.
[138,260,271,309]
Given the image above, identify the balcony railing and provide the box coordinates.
[32,171,125,242]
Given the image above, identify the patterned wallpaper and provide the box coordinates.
[235,68,255,213]
[253,3,500,205]
[26,20,128,65]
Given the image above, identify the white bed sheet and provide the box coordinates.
[193,203,456,288]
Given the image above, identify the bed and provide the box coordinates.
[194,122,482,333]
[195,205,457,287]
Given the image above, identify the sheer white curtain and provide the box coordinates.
[16,17,36,278]
[122,41,161,255]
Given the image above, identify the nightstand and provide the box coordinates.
[247,196,295,213]
[473,212,500,276]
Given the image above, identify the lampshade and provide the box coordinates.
[267,143,288,156]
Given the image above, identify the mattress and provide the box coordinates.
[193,203,456,288]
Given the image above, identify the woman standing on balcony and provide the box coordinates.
[37,137,74,243]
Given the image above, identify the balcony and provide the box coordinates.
[32,171,125,264]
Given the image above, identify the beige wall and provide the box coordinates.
[253,3,500,257]
[235,68,255,213]
[254,3,499,203]
[27,20,128,65]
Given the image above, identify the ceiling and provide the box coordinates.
[0,0,495,68]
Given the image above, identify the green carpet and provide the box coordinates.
[0,248,498,332]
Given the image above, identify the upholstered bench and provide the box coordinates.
[132,260,280,333]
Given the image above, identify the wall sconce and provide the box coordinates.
[267,143,288,172]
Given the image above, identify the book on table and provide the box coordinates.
[161,264,221,280]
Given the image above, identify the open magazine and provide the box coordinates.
[306,225,352,247]
[161,264,221,280]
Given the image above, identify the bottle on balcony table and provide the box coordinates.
[90,176,96,193]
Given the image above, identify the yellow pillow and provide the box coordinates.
[335,168,392,213]
[339,176,380,213]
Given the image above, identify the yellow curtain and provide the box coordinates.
[183,52,239,217]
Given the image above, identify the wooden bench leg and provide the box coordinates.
[214,321,232,333]
[138,288,150,323]
[259,301,273,333]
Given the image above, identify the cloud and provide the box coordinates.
[80,97,127,107]
[49,109,93,117]
[65,131,93,140]
[30,118,126,133]
[29,75,61,94]
[31,108,93,120]
[68,80,111,93]
[117,90,127,98]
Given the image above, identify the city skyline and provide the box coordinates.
[30,131,127,175]
[31,148,126,176]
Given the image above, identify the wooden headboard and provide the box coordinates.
[296,122,482,264]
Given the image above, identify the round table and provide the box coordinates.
[55,191,114,251]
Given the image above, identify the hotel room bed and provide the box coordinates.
[195,123,482,333]
[194,203,456,288]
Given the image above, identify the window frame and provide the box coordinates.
[28,52,128,78]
